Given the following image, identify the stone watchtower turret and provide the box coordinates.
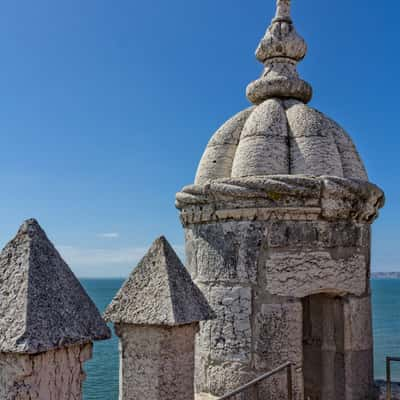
[176,1,385,399]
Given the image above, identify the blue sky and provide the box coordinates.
[0,0,397,277]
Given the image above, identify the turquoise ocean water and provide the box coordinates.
[81,278,400,399]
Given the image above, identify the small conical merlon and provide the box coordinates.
[104,236,213,326]
[0,219,111,354]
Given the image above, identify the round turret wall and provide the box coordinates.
[180,193,377,399]
[177,175,383,400]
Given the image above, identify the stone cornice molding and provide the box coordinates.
[176,176,384,225]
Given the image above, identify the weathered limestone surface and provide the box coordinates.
[254,302,302,369]
[0,344,92,400]
[193,0,369,186]
[204,361,256,397]
[343,296,375,400]
[178,173,382,400]
[0,219,110,399]
[115,324,196,400]
[194,103,368,184]
[185,221,264,285]
[182,215,376,399]
[231,99,289,177]
[344,296,374,352]
[105,236,213,400]
[254,302,303,400]
[344,350,374,400]
[196,394,218,400]
[264,251,367,297]
[303,294,347,400]
[195,108,254,184]
[204,286,252,363]
[176,0,384,399]
[247,0,311,104]
[179,149,382,400]
[0,219,111,354]
[104,236,212,326]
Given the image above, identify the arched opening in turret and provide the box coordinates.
[302,293,345,400]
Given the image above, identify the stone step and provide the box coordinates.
[196,393,218,400]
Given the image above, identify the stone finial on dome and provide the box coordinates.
[247,0,312,104]
[275,0,291,21]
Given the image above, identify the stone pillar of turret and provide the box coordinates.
[104,236,213,400]
[176,1,385,399]
[0,219,111,399]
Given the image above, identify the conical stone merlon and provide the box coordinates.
[0,219,110,354]
[104,236,213,326]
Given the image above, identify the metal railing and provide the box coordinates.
[216,362,293,400]
[386,357,400,400]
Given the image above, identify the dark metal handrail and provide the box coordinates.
[216,362,293,400]
[386,357,400,400]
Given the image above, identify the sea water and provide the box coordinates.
[81,279,122,400]
[81,278,400,399]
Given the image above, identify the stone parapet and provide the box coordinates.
[114,324,197,400]
[0,344,92,399]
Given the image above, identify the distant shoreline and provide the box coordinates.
[76,274,400,280]
[372,272,400,279]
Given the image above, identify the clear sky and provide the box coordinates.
[0,0,397,277]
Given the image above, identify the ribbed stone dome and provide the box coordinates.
[195,99,367,184]
[194,0,367,185]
